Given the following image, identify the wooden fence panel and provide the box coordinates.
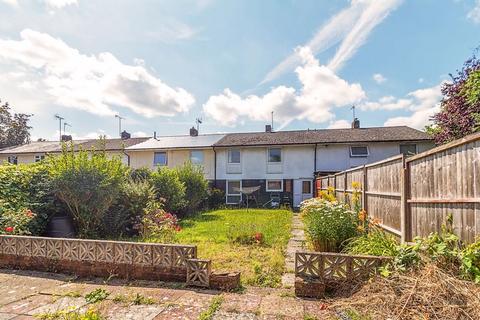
[313,132,480,243]
[407,135,480,242]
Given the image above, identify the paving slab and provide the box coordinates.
[213,311,259,320]
[220,293,261,314]
[259,295,304,319]
[174,291,215,308]
[153,304,205,320]
[0,294,53,316]
[102,303,165,320]
[28,297,87,316]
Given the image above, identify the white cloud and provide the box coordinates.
[0,0,17,7]
[372,73,387,84]
[132,131,149,137]
[327,119,351,129]
[44,0,77,9]
[0,29,195,118]
[146,20,199,43]
[370,84,444,129]
[418,77,424,83]
[467,0,480,24]
[203,47,365,128]
[260,0,402,84]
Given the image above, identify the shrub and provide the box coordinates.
[0,163,56,235]
[204,188,225,210]
[301,198,358,252]
[343,227,399,257]
[47,146,127,238]
[227,223,265,245]
[175,161,208,215]
[102,179,157,238]
[151,167,186,213]
[0,208,37,235]
[138,202,180,243]
[129,167,152,182]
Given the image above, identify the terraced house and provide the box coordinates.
[1,122,433,207]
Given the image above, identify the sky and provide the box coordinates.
[0,0,479,141]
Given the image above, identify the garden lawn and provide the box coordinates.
[175,209,292,287]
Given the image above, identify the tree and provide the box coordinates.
[428,54,480,144]
[0,100,32,149]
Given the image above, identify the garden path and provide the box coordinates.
[0,269,331,319]
[281,212,306,288]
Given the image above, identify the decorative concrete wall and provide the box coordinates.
[294,251,391,298]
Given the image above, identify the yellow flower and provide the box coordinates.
[352,181,361,190]
[358,209,367,222]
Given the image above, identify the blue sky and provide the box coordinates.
[0,0,479,140]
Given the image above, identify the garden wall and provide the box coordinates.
[317,132,480,243]
[0,235,240,289]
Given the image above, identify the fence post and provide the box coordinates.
[400,155,410,243]
[362,165,368,213]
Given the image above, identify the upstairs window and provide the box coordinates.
[400,144,417,156]
[268,148,282,163]
[349,146,369,157]
[153,152,167,166]
[228,149,241,164]
[7,156,17,165]
[190,150,204,165]
[35,154,45,162]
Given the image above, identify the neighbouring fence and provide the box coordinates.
[0,235,240,290]
[317,132,480,243]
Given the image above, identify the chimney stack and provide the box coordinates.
[351,118,360,129]
[154,131,157,139]
[190,127,198,137]
[121,131,131,140]
[265,124,272,133]
[61,135,72,142]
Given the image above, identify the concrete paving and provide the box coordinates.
[281,213,306,288]
[0,269,332,319]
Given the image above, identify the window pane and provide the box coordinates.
[268,148,281,162]
[350,146,368,157]
[302,181,311,194]
[8,156,17,164]
[400,144,417,155]
[154,152,167,165]
[190,150,204,164]
[227,181,241,195]
[228,149,240,163]
[267,180,282,191]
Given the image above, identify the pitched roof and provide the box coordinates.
[214,126,432,147]
[126,134,226,150]
[0,137,149,154]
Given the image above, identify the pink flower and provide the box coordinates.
[175,225,182,232]
[5,226,14,233]
[25,209,34,218]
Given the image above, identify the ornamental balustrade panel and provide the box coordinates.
[0,235,197,269]
[295,251,390,281]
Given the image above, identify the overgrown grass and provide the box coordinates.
[174,209,293,287]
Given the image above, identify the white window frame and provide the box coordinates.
[153,151,168,166]
[349,146,369,157]
[266,179,283,192]
[34,154,45,162]
[190,150,204,165]
[267,147,282,163]
[7,155,17,165]
[227,148,241,164]
[226,180,242,204]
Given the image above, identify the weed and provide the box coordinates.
[303,315,318,320]
[198,296,223,320]
[84,288,109,304]
[35,308,103,320]
[113,293,155,305]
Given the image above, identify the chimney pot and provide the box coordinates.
[121,131,131,140]
[190,127,198,137]
[61,135,72,142]
[352,118,360,129]
[265,124,272,133]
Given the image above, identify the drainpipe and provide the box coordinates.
[213,146,217,188]
[123,150,130,167]
[314,143,317,197]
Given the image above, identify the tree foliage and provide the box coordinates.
[0,100,31,149]
[429,54,480,144]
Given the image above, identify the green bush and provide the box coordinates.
[102,179,157,238]
[204,188,225,210]
[138,202,180,243]
[343,227,399,257]
[175,161,208,215]
[151,167,186,213]
[47,146,127,238]
[0,163,56,235]
[301,198,358,252]
[129,167,152,182]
